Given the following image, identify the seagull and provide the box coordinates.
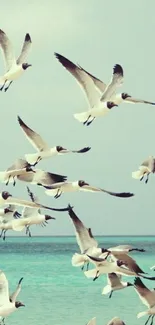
[0,191,70,212]
[55,53,121,126]
[107,317,126,325]
[84,255,155,281]
[132,156,155,183]
[0,29,32,92]
[150,266,155,271]
[2,158,67,187]
[134,277,155,325]
[0,205,21,240]
[107,244,145,253]
[43,180,134,199]
[12,187,55,237]
[17,116,91,165]
[102,273,133,298]
[0,277,24,324]
[0,270,25,320]
[67,205,107,270]
[55,53,155,125]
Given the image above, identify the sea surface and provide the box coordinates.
[1,236,155,325]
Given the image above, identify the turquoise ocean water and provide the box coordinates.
[1,236,155,325]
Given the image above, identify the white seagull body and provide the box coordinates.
[102,272,133,298]
[132,156,155,184]
[55,53,122,126]
[0,270,25,318]
[134,277,155,325]
[55,53,155,125]
[44,180,134,199]
[17,116,91,165]
[0,29,32,91]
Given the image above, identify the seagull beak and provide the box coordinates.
[60,148,70,154]
[20,303,25,307]
[28,64,32,67]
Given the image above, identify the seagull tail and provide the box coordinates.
[12,220,26,231]
[25,153,41,165]
[74,112,90,123]
[84,268,98,279]
[101,285,111,295]
[132,170,144,179]
[137,310,149,319]
[71,253,85,267]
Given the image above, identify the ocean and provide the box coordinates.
[1,236,155,325]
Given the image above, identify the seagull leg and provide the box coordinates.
[140,175,144,181]
[0,80,7,91]
[5,175,11,186]
[1,318,5,325]
[87,117,95,126]
[54,189,62,199]
[4,80,13,92]
[150,315,154,325]
[93,270,99,281]
[3,230,6,241]
[81,264,85,271]
[13,176,16,186]
[0,230,4,238]
[28,228,31,237]
[86,262,89,271]
[83,115,91,125]
[145,174,150,184]
[109,291,113,298]
[145,315,152,325]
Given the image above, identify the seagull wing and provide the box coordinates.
[100,64,124,102]
[7,159,29,171]
[17,116,49,152]
[0,29,16,71]
[77,65,107,93]
[0,270,9,306]
[111,253,145,274]
[108,245,133,252]
[80,185,134,198]
[107,272,122,286]
[68,205,98,253]
[54,53,101,108]
[22,206,38,218]
[17,34,32,64]
[124,97,155,105]
[86,318,96,325]
[107,317,126,325]
[33,170,67,186]
[134,277,155,308]
[10,277,23,303]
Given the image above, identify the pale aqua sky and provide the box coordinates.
[0,0,155,236]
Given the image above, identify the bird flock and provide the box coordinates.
[0,28,154,325]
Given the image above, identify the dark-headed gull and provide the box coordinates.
[107,317,126,325]
[2,158,67,187]
[55,53,120,126]
[55,53,155,124]
[132,156,155,183]
[0,29,32,91]
[0,204,21,240]
[0,270,25,320]
[43,180,134,199]
[102,273,133,298]
[134,277,155,325]
[0,191,70,212]
[17,116,91,165]
[12,187,55,236]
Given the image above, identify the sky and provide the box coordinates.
[0,0,155,236]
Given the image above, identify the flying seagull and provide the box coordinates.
[55,53,121,126]
[43,180,134,199]
[132,156,155,183]
[1,158,67,186]
[0,29,32,91]
[55,53,155,125]
[67,205,106,271]
[0,270,25,320]
[12,187,55,237]
[102,273,133,298]
[134,277,155,325]
[0,277,24,324]
[0,204,21,240]
[0,191,70,212]
[17,116,91,165]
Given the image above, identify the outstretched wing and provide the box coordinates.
[0,29,16,71]
[100,64,124,102]
[17,33,32,64]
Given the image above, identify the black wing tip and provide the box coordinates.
[134,277,143,286]
[25,33,31,42]
[17,115,24,125]
[54,52,75,69]
[78,147,91,153]
[0,29,5,35]
[113,64,123,76]
[118,192,134,198]
[18,277,24,285]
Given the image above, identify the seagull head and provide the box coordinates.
[15,301,25,308]
[45,215,55,221]
[78,180,89,187]
[2,191,12,200]
[121,92,131,100]
[101,248,110,253]
[107,101,118,109]
[22,63,32,70]
[25,165,35,172]
[127,282,133,287]
[56,146,69,154]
